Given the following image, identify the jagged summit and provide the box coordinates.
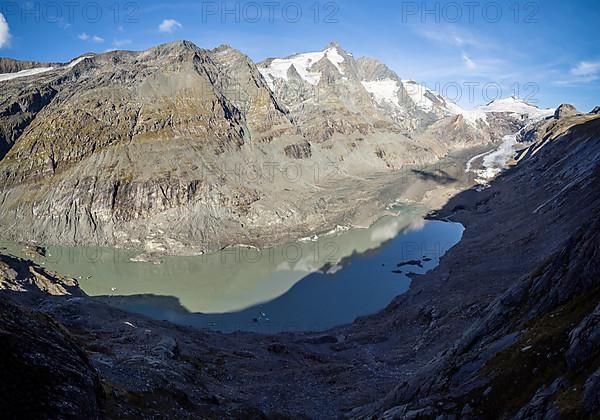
[554,103,578,119]
[157,39,200,50]
[142,40,205,57]
[480,96,554,120]
[257,43,350,87]
[485,96,538,108]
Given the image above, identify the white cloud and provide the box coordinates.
[0,13,12,48]
[462,53,477,70]
[570,61,600,77]
[415,25,490,50]
[159,19,182,33]
[78,33,104,43]
[113,38,132,47]
[554,60,600,86]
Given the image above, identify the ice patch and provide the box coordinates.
[67,55,94,68]
[0,66,54,82]
[259,46,346,89]
[467,134,519,187]
[402,80,435,112]
[362,79,401,107]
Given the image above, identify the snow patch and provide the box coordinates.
[445,101,488,127]
[361,79,401,107]
[481,97,554,121]
[324,47,345,74]
[259,46,346,89]
[0,66,54,82]
[402,80,435,112]
[67,55,94,68]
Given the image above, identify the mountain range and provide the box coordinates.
[0,41,555,254]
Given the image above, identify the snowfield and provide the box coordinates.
[481,97,555,121]
[0,67,54,82]
[361,79,401,107]
[259,46,346,88]
[401,80,436,112]
[67,55,94,68]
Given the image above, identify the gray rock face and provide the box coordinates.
[583,368,600,413]
[554,103,578,118]
[567,303,600,369]
[591,106,600,114]
[284,142,312,159]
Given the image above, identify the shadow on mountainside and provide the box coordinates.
[410,168,459,185]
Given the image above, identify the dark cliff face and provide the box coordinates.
[0,295,103,418]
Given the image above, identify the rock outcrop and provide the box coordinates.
[554,103,578,118]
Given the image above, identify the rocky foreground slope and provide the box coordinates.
[1,109,599,418]
[0,41,551,255]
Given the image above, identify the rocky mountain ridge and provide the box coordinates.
[0,40,555,254]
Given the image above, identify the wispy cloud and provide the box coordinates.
[570,61,600,77]
[411,24,507,76]
[462,53,477,70]
[554,60,600,86]
[78,33,104,43]
[159,19,183,33]
[0,13,11,48]
[414,25,491,50]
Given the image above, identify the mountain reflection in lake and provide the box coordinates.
[1,206,463,334]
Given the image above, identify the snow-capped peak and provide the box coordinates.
[66,55,94,68]
[398,82,553,127]
[259,43,347,88]
[401,80,440,113]
[480,96,554,120]
[362,79,402,107]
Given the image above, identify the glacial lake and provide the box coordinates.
[1,206,463,334]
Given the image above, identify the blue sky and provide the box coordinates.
[1,0,599,111]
